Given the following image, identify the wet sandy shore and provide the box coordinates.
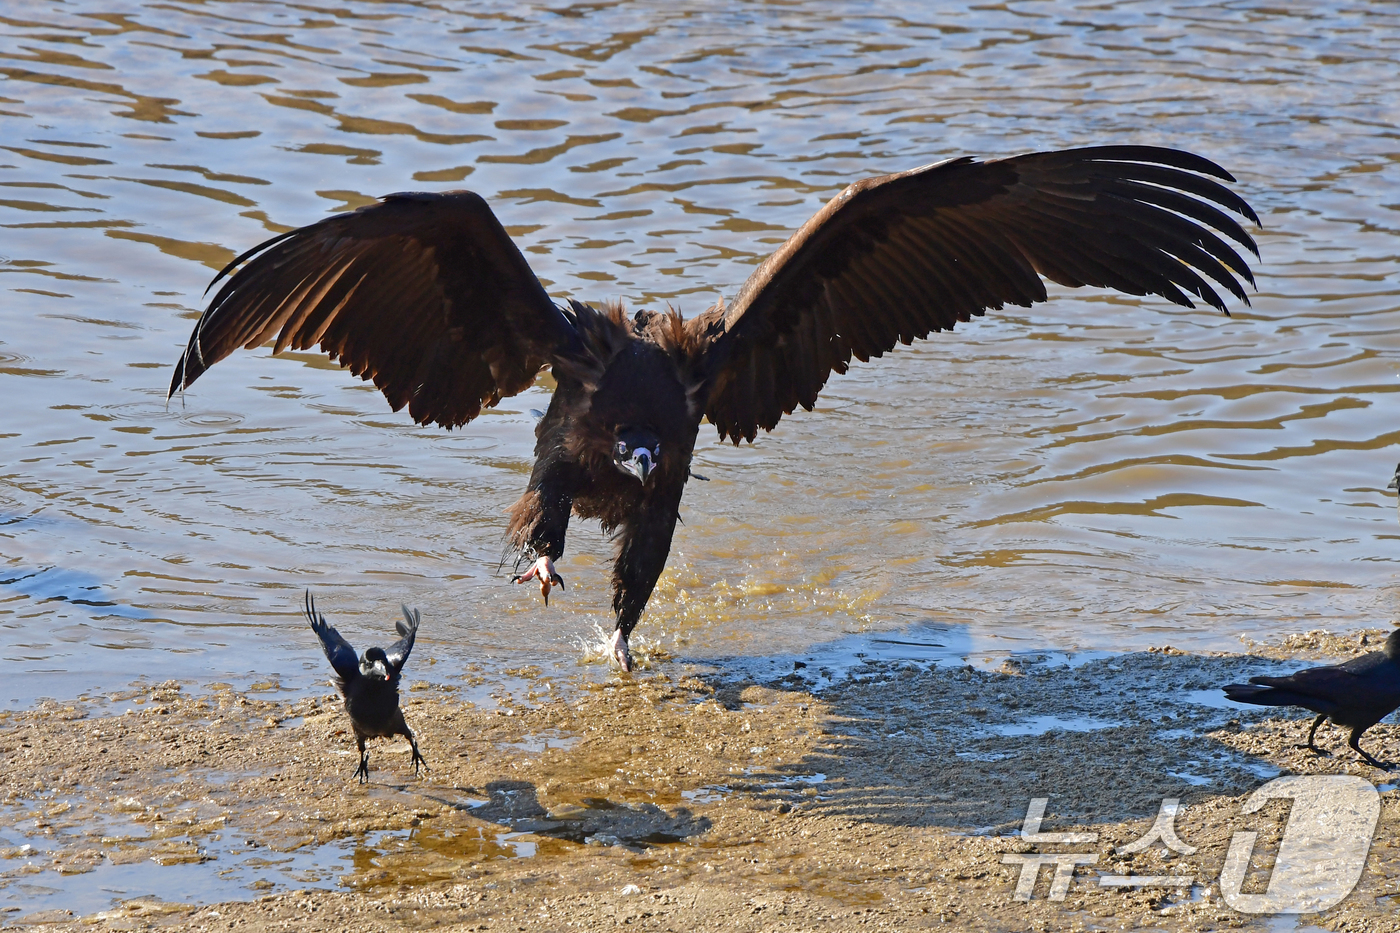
[4,630,1400,932]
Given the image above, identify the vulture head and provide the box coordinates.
[613,426,661,484]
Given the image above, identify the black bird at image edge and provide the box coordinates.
[1388,461,1398,526]
[171,145,1261,670]
[1223,628,1400,770]
[307,591,429,783]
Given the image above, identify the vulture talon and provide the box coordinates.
[610,628,633,673]
[513,556,564,605]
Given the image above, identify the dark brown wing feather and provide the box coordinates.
[169,190,579,430]
[693,146,1260,443]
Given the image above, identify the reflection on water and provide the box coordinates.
[1,0,1398,701]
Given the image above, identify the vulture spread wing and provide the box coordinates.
[169,190,579,430]
[693,146,1261,443]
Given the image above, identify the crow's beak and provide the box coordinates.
[623,448,654,484]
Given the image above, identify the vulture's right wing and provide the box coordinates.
[170,190,581,430]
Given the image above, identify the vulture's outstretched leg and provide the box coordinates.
[610,491,683,672]
[507,457,579,605]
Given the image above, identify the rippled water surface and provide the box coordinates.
[2,0,1398,701]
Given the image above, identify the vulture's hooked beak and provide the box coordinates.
[622,448,654,484]
[613,428,661,485]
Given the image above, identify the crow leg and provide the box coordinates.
[610,493,682,672]
[1348,728,1392,770]
[402,723,429,777]
[354,735,370,784]
[1292,713,1329,755]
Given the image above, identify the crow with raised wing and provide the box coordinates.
[306,591,428,782]
[1224,628,1400,769]
[172,146,1260,671]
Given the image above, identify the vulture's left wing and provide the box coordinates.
[170,190,579,430]
[691,146,1260,444]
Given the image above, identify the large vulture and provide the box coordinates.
[170,146,1260,670]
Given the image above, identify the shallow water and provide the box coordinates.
[2,0,1399,703]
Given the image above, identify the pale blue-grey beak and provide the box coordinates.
[623,448,654,484]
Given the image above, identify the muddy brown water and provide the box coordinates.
[0,0,1398,923]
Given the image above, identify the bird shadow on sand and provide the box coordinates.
[360,777,713,854]
[692,636,1400,835]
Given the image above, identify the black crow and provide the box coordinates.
[1223,628,1400,769]
[171,146,1259,670]
[306,591,428,782]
